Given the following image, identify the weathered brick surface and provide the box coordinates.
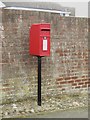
[1,9,88,103]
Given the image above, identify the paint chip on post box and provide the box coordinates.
[30,23,50,57]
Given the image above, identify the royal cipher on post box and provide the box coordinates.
[30,23,50,56]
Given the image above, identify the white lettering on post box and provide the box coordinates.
[43,39,47,51]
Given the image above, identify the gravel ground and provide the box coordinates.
[1,91,88,118]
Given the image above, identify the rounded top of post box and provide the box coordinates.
[31,23,50,29]
[32,23,50,25]
[31,23,50,26]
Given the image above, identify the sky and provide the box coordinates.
[60,2,88,18]
[0,0,89,17]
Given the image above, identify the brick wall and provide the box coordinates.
[1,9,88,104]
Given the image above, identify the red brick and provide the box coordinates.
[65,77,71,80]
[74,79,82,82]
[71,76,78,79]
[82,85,88,88]
[82,76,86,78]
[60,81,66,84]
[3,83,10,86]
[57,85,62,88]
[62,88,65,91]
[2,87,14,92]
[78,82,84,85]
[82,79,88,82]
[56,78,63,81]
[75,86,81,88]
[68,80,74,83]
[85,81,89,85]
[72,83,77,86]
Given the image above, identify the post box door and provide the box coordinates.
[40,28,50,56]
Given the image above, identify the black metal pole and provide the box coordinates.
[38,56,41,106]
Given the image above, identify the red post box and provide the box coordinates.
[30,23,50,56]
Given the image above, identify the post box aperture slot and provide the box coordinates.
[41,29,50,31]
